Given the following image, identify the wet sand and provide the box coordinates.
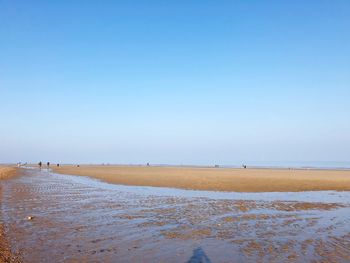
[0,166,20,263]
[54,165,350,192]
[2,168,350,262]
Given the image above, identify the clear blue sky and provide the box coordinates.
[1,0,349,165]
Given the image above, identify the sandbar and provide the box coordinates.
[53,165,350,192]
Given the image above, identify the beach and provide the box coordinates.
[1,168,350,262]
[53,165,350,192]
[2,0,349,261]
[0,166,20,263]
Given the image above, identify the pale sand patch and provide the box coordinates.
[0,167,17,180]
[53,165,350,192]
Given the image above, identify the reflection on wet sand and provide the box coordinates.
[1,168,350,262]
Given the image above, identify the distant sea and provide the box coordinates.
[148,161,350,170]
[17,161,349,170]
[219,161,350,170]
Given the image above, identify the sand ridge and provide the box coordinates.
[0,167,17,180]
[53,165,350,192]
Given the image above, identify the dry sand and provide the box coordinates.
[0,167,17,180]
[53,165,350,192]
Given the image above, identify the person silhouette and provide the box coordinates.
[38,161,42,169]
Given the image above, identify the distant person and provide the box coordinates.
[57,163,60,167]
[47,162,50,169]
[38,161,42,169]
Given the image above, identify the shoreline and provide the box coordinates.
[48,163,350,171]
[53,165,350,192]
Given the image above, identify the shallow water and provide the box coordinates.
[1,168,350,262]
